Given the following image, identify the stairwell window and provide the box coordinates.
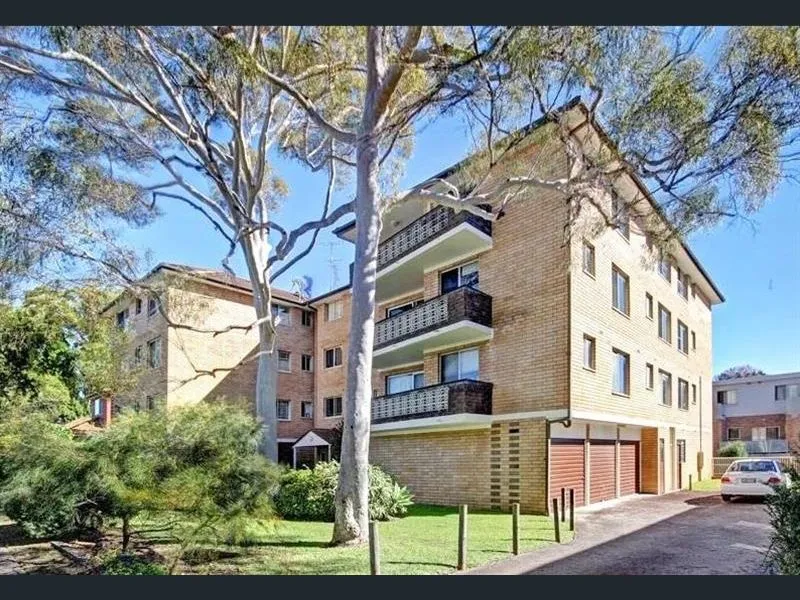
[658,253,672,282]
[135,298,143,315]
[611,265,630,315]
[147,337,161,368]
[147,297,158,317]
[278,350,291,372]
[324,396,342,417]
[272,304,291,326]
[660,370,672,406]
[645,293,654,320]
[301,401,313,419]
[326,300,343,321]
[612,348,630,396]
[441,348,479,382]
[440,261,479,294]
[692,383,697,405]
[678,379,689,410]
[677,321,689,354]
[301,310,313,327]
[583,335,596,371]
[658,304,672,344]
[691,330,696,351]
[116,308,129,330]
[134,345,143,367]
[582,241,596,277]
[301,354,313,372]
[677,268,689,300]
[612,193,630,240]
[645,363,654,390]
[276,400,291,421]
[325,347,342,368]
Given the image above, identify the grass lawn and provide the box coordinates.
[135,504,573,575]
[691,478,721,493]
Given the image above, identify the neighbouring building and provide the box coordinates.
[713,371,800,455]
[103,100,724,513]
[103,263,317,464]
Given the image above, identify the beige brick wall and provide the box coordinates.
[312,288,351,429]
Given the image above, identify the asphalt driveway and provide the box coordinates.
[468,491,774,575]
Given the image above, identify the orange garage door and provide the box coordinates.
[550,439,585,508]
[619,441,640,496]
[589,440,616,504]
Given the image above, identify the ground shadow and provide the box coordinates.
[684,495,766,507]
[244,540,331,549]
[0,522,101,549]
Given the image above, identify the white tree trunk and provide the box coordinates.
[331,132,382,545]
[241,230,279,463]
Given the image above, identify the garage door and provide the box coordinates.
[619,441,640,496]
[550,439,585,508]
[589,440,616,504]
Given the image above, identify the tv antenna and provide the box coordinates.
[322,240,343,290]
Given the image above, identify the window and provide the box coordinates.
[301,354,313,372]
[301,310,313,327]
[386,299,424,319]
[645,363,654,390]
[659,370,672,406]
[677,439,686,463]
[134,345,143,367]
[146,396,156,411]
[692,383,697,405]
[752,427,780,441]
[301,401,313,419]
[324,396,342,417]
[727,427,740,441]
[767,426,781,440]
[116,308,129,329]
[440,348,479,382]
[612,193,630,240]
[677,321,689,354]
[678,379,689,410]
[611,265,629,315]
[582,241,596,277]
[326,300,344,321]
[658,254,672,282]
[147,297,157,317]
[272,304,291,325]
[278,350,291,372]
[776,385,787,401]
[677,268,689,300]
[691,331,696,351]
[645,293,654,320]
[583,335,596,371]
[789,385,800,400]
[717,390,737,405]
[325,347,343,368]
[276,400,291,421]
[658,304,672,343]
[386,371,425,395]
[441,261,479,294]
[135,298,143,315]
[147,337,161,368]
[612,349,630,395]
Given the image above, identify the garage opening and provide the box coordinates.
[589,440,616,504]
[620,440,640,496]
[550,439,586,508]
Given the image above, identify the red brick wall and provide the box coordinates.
[717,414,787,443]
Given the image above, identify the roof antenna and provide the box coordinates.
[322,240,342,291]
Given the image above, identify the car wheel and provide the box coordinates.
[721,494,732,502]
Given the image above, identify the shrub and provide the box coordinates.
[718,441,748,457]
[765,468,800,574]
[101,552,167,575]
[274,461,413,521]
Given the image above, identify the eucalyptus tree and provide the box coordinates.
[0,26,357,460]
[255,25,800,545]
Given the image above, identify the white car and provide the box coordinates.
[720,458,792,501]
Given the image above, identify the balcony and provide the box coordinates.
[722,439,790,455]
[376,206,492,303]
[373,286,493,369]
[372,379,493,424]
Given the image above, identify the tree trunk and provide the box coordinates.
[331,129,382,546]
[241,230,279,463]
[121,515,131,552]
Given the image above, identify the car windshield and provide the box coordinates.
[729,461,777,473]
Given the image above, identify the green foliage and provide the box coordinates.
[100,552,167,575]
[0,404,280,548]
[765,468,800,574]
[274,461,413,522]
[718,441,748,457]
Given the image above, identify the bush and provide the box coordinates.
[718,441,748,457]
[101,552,167,575]
[765,468,800,574]
[274,461,413,521]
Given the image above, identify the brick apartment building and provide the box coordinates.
[713,371,800,455]
[106,101,724,513]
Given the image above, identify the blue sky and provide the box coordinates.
[121,116,800,377]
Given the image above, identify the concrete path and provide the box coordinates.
[468,491,774,575]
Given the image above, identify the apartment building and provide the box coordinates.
[104,263,317,463]
[713,371,800,455]
[310,101,723,513]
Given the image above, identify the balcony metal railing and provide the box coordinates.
[372,379,493,424]
[377,205,492,270]
[374,286,492,350]
[721,439,790,455]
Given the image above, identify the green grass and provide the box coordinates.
[135,504,572,575]
[691,478,721,492]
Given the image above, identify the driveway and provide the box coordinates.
[468,491,774,575]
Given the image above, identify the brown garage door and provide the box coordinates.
[589,440,616,504]
[620,441,640,496]
[550,439,585,508]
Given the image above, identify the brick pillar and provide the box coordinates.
[100,395,113,428]
[615,426,621,498]
[584,424,591,505]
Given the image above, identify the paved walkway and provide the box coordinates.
[468,491,774,575]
